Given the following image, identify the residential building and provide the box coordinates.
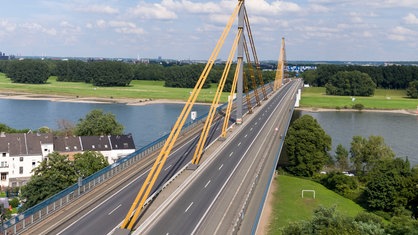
[0,133,135,188]
[0,133,53,188]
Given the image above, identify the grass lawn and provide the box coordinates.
[268,175,364,235]
[300,87,418,110]
[0,73,228,103]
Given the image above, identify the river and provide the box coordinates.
[297,110,418,166]
[0,99,417,166]
[0,99,210,149]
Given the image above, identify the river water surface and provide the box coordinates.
[0,99,416,166]
[0,99,209,149]
[298,110,418,166]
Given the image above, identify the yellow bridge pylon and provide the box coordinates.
[120,1,244,230]
[274,37,286,91]
[120,0,269,230]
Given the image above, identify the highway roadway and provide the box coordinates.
[22,84,274,235]
[138,80,300,234]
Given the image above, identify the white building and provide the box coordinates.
[0,133,135,188]
[0,133,53,188]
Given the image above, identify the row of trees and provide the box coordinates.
[0,59,276,90]
[302,64,418,89]
[283,114,418,222]
[1,109,124,137]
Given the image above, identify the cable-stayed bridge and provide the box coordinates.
[3,1,302,234]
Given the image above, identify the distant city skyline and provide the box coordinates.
[1,0,418,61]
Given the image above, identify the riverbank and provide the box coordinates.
[0,91,206,106]
[297,107,418,116]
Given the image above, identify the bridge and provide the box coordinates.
[2,1,302,234]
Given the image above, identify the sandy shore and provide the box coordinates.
[0,91,205,106]
[296,107,418,116]
[0,92,416,114]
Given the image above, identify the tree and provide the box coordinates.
[56,119,75,136]
[6,59,50,84]
[301,69,317,86]
[364,158,415,213]
[88,61,133,86]
[284,115,332,177]
[0,123,30,133]
[325,71,376,96]
[20,153,77,210]
[74,151,109,178]
[20,151,110,210]
[335,144,349,171]
[350,135,395,178]
[74,109,124,136]
[55,60,89,82]
[406,80,418,98]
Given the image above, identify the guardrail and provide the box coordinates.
[2,108,216,235]
[2,83,271,234]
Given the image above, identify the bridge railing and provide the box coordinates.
[2,108,217,235]
[2,90,260,234]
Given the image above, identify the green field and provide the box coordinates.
[0,73,228,103]
[300,87,417,110]
[268,175,364,234]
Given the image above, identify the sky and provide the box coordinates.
[1,0,418,61]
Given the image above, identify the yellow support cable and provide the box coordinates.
[244,7,267,100]
[221,60,241,137]
[121,1,243,230]
[243,35,260,106]
[192,28,242,165]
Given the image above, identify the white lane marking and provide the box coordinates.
[185,202,194,213]
[57,168,151,235]
[165,165,172,171]
[238,142,241,146]
[191,82,298,235]
[255,122,258,125]
[229,152,234,157]
[204,180,211,188]
[108,204,122,215]
[250,128,253,131]
[244,134,248,138]
[218,164,223,170]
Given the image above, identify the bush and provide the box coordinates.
[9,197,20,208]
[320,172,358,197]
[352,103,364,111]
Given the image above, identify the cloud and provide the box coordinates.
[403,13,418,24]
[74,4,119,14]
[0,20,16,32]
[109,21,145,35]
[245,0,301,15]
[21,22,57,36]
[161,0,224,14]
[308,4,330,13]
[387,26,417,41]
[128,2,177,20]
[87,19,145,35]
